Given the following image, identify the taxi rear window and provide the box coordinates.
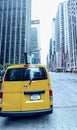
[4,67,47,81]
[4,68,21,81]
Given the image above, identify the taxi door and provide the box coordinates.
[21,67,50,111]
[2,68,21,111]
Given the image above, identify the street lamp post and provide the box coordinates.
[24,39,27,64]
[24,52,27,64]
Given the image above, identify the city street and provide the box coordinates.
[0,72,77,130]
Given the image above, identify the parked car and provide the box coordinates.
[0,70,3,83]
[0,64,53,117]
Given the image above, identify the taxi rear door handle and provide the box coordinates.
[24,90,45,95]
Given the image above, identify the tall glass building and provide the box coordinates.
[0,0,31,65]
[31,20,41,64]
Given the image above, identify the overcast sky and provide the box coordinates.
[32,0,66,64]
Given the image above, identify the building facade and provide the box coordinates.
[50,19,56,71]
[55,3,65,68]
[31,20,41,64]
[68,0,77,70]
[55,1,72,70]
[0,0,31,65]
[54,0,77,71]
[63,1,70,69]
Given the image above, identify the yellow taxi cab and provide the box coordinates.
[0,64,53,117]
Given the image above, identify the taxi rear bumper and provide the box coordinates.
[0,106,53,117]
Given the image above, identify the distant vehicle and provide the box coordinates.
[55,68,64,72]
[0,64,53,117]
[0,70,3,83]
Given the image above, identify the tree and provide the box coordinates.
[4,63,12,70]
[0,64,3,69]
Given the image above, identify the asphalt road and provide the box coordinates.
[0,72,77,130]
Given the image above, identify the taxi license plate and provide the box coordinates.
[30,94,40,101]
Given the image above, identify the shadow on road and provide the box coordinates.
[1,114,53,129]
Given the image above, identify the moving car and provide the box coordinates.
[0,64,53,117]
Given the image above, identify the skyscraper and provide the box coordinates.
[55,3,64,68]
[31,20,41,64]
[68,0,77,69]
[0,0,31,65]
[55,1,70,69]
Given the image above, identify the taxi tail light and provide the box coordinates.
[24,64,29,68]
[49,90,53,101]
[0,92,3,104]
